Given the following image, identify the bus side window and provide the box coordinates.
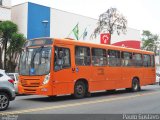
[133,53,143,67]
[75,46,91,66]
[54,47,71,71]
[108,50,121,66]
[121,52,132,66]
[151,55,155,67]
[92,48,107,66]
[143,54,151,67]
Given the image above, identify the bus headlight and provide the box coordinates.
[43,74,50,85]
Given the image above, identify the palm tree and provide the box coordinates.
[0,21,18,69]
[0,30,2,69]
[7,33,26,72]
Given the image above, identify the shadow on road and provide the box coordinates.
[21,86,158,103]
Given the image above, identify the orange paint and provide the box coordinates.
[18,38,156,96]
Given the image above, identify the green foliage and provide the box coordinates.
[0,30,2,37]
[141,30,159,54]
[7,33,26,54]
[0,21,26,72]
[0,21,18,39]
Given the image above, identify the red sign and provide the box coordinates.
[112,40,140,49]
[100,33,110,44]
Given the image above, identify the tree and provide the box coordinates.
[141,30,159,54]
[0,21,18,69]
[92,7,127,44]
[7,33,26,72]
[0,21,26,72]
[0,30,2,69]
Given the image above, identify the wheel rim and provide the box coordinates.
[76,84,84,95]
[133,81,138,90]
[0,95,8,109]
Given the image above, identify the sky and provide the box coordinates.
[12,0,160,34]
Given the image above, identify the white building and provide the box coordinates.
[0,0,11,21]
[0,0,142,49]
[12,2,141,49]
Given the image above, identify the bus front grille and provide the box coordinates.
[21,79,40,87]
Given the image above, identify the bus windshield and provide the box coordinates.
[19,47,51,75]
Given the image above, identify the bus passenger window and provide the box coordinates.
[108,50,121,66]
[121,52,132,66]
[92,48,107,66]
[151,55,155,67]
[75,46,91,66]
[133,53,143,66]
[143,54,151,67]
[54,47,71,71]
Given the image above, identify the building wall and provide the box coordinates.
[0,0,11,21]
[0,7,11,21]
[2,0,11,7]
[50,8,141,48]
[111,28,141,49]
[27,2,50,39]
[11,3,28,36]
[50,8,97,42]
[12,2,50,39]
[11,2,141,49]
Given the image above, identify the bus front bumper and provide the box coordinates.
[18,84,53,96]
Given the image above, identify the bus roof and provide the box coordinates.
[53,38,154,55]
[28,37,154,55]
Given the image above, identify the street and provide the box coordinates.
[1,84,160,114]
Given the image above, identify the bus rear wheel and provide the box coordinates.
[131,78,141,92]
[74,81,86,99]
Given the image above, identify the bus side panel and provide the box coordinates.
[106,67,121,90]
[142,67,156,85]
[121,67,133,88]
[74,66,92,91]
[151,67,156,84]
[89,67,120,92]
[89,66,108,91]
[121,67,143,88]
[52,74,74,95]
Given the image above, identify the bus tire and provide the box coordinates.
[132,78,140,92]
[74,81,86,99]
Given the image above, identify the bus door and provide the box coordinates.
[143,54,155,84]
[107,50,122,89]
[121,52,135,88]
[91,48,107,90]
[52,44,75,95]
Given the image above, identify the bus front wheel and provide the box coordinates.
[74,81,86,99]
[131,78,141,92]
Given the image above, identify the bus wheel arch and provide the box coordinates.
[131,77,141,92]
[73,78,90,98]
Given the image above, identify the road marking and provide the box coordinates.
[1,91,160,115]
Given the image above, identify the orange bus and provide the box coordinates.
[18,38,156,98]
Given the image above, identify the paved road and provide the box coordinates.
[1,85,160,114]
